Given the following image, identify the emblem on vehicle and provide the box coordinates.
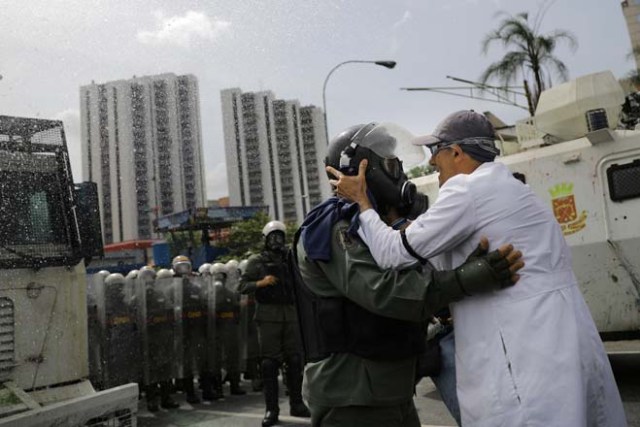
[549,183,587,235]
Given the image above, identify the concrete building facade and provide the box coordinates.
[80,73,206,244]
[221,88,330,224]
[622,0,640,68]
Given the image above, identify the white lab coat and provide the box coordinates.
[359,162,626,427]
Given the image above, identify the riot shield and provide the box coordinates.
[202,274,217,377]
[155,274,183,381]
[87,271,108,390]
[137,271,178,387]
[180,275,207,379]
[102,273,140,389]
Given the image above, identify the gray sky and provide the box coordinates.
[0,0,633,199]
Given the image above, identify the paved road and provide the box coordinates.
[137,348,640,426]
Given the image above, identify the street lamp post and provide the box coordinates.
[322,60,396,143]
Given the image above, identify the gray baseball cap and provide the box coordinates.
[412,110,496,147]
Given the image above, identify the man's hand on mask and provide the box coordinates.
[326,159,373,212]
[454,236,524,295]
[257,275,278,288]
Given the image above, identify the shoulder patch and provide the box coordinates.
[336,226,357,251]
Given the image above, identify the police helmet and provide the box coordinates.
[262,221,286,237]
[156,268,174,279]
[210,262,228,276]
[105,273,126,286]
[125,269,139,280]
[172,255,192,276]
[226,259,239,271]
[239,259,249,274]
[139,266,157,281]
[198,263,213,275]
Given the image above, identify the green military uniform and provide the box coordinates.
[238,251,300,360]
[239,248,308,424]
[296,220,459,427]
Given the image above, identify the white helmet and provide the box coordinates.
[226,259,239,271]
[125,269,139,280]
[156,268,174,279]
[172,255,192,276]
[262,220,286,237]
[139,266,156,281]
[198,263,213,275]
[238,259,249,274]
[105,273,126,286]
[96,269,110,277]
[210,262,228,276]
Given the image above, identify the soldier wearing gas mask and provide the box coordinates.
[290,122,524,427]
[239,222,310,427]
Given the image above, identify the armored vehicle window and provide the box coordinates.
[607,159,640,202]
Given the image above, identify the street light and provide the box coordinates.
[322,60,396,143]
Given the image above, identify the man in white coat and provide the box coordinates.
[328,110,627,427]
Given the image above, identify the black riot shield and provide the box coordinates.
[102,273,140,389]
[181,275,207,378]
[136,270,177,387]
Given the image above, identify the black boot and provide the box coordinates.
[183,376,201,404]
[212,373,225,400]
[286,354,310,418]
[229,371,246,395]
[261,358,280,427]
[201,372,215,401]
[159,381,180,409]
[146,384,160,412]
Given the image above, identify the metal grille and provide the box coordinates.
[84,409,134,427]
[607,159,640,202]
[0,298,15,379]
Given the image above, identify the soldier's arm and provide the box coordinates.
[305,224,522,323]
[238,256,262,295]
[306,224,433,323]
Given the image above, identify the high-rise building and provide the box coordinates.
[221,88,330,224]
[622,0,640,68]
[80,73,206,244]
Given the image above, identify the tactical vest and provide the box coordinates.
[289,233,425,363]
[254,252,295,305]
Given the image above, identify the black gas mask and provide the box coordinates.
[265,231,286,254]
[328,122,429,219]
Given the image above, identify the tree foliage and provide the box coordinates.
[480,5,577,111]
[407,164,435,179]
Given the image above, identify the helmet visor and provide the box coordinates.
[359,122,426,169]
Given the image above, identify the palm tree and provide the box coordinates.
[480,9,577,114]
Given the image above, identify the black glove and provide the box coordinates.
[455,242,515,295]
[431,242,515,303]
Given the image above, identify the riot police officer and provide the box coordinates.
[210,262,246,398]
[137,266,180,412]
[173,255,207,404]
[102,273,139,389]
[239,222,310,427]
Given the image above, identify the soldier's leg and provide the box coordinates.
[282,321,309,417]
[145,383,160,412]
[258,321,283,427]
[159,381,180,409]
[227,323,246,395]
